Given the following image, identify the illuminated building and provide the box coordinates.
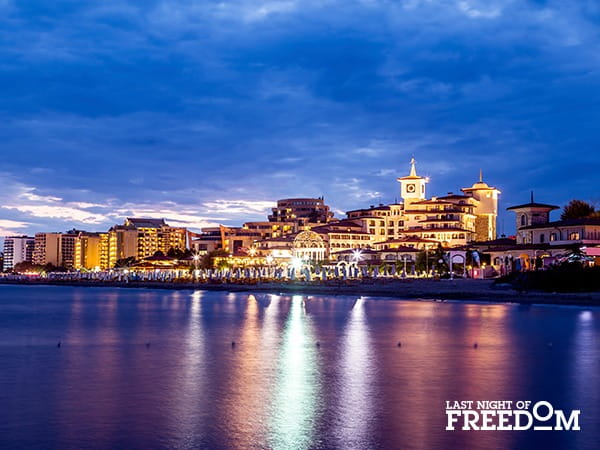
[268,197,334,227]
[32,232,62,266]
[60,230,80,269]
[507,195,559,244]
[32,230,91,269]
[346,159,500,247]
[74,232,102,270]
[2,235,34,271]
[292,230,327,261]
[190,227,223,255]
[310,220,374,254]
[100,218,187,269]
[508,196,600,246]
[461,172,501,241]
[191,199,322,256]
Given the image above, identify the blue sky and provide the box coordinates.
[1,0,599,238]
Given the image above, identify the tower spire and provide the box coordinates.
[531,190,534,203]
[409,157,417,177]
[479,169,483,183]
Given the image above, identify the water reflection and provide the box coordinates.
[1,286,599,449]
[336,297,374,448]
[269,296,321,450]
[168,290,206,446]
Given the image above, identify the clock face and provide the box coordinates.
[406,183,416,193]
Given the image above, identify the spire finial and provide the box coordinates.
[531,190,534,203]
[479,169,483,183]
[409,157,417,177]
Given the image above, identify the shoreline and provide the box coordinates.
[1,278,600,307]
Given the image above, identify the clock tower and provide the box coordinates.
[398,158,427,205]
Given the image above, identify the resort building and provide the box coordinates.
[32,232,62,266]
[268,197,334,227]
[2,235,34,271]
[60,230,80,269]
[73,232,102,270]
[101,218,187,269]
[507,195,560,244]
[345,159,500,247]
[310,220,375,254]
[507,197,600,247]
[191,197,335,256]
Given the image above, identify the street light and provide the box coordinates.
[192,254,200,281]
[351,248,363,263]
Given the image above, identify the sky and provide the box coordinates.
[1,0,600,239]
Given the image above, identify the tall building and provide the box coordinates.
[461,171,501,241]
[2,236,35,271]
[268,197,334,227]
[397,158,428,206]
[507,194,560,244]
[74,232,102,270]
[100,218,188,268]
[60,230,82,269]
[32,232,62,266]
[347,159,500,247]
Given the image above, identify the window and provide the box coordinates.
[539,234,545,243]
[569,232,580,240]
[521,215,526,226]
[550,233,557,241]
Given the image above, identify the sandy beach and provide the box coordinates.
[2,278,600,306]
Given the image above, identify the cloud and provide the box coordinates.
[0,0,599,237]
[3,205,108,225]
[202,200,276,215]
[457,1,503,19]
[0,219,31,237]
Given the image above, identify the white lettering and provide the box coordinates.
[446,411,461,431]
[462,411,480,430]
[514,410,533,431]
[555,410,581,431]
[480,410,496,430]
[497,410,513,430]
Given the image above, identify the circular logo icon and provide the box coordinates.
[407,184,416,193]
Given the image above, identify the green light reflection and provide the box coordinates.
[268,296,321,450]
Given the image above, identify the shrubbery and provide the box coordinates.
[495,263,600,292]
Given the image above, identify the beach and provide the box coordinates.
[2,278,599,306]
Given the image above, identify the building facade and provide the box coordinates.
[2,235,35,271]
[32,232,62,266]
[268,197,334,227]
[345,159,499,247]
[74,232,102,270]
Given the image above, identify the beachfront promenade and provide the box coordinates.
[2,271,600,306]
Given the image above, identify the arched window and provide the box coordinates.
[521,214,526,226]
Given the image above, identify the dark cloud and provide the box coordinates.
[1,0,599,237]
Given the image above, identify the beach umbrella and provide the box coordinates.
[303,267,311,281]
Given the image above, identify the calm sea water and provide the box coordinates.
[0,285,598,449]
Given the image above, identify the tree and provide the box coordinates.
[561,200,595,220]
[167,247,193,259]
[115,256,137,268]
[13,261,44,273]
[200,249,230,269]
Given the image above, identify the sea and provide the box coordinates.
[0,285,598,449]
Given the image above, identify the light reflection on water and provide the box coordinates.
[0,285,599,449]
[269,296,321,450]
